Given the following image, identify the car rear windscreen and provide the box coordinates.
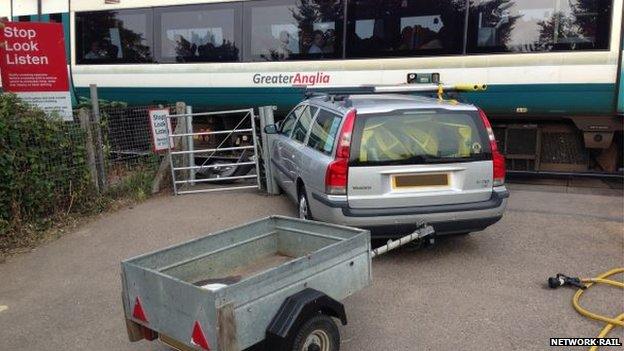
[350,109,491,166]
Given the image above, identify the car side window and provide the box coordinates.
[280,105,304,136]
[307,109,342,155]
[291,106,318,143]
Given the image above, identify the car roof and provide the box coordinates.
[307,94,478,115]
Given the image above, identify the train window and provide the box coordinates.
[18,16,31,22]
[466,0,613,53]
[155,3,242,63]
[76,9,154,65]
[243,0,344,61]
[49,13,63,23]
[345,0,465,58]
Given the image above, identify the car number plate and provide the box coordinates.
[392,173,449,189]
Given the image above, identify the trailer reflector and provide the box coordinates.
[191,321,210,350]
[132,297,148,323]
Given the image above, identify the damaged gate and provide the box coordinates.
[167,108,261,195]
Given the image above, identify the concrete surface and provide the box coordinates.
[0,187,622,351]
[507,176,624,197]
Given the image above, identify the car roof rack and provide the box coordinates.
[305,83,486,94]
[303,91,352,103]
[304,83,487,104]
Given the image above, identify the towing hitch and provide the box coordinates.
[371,224,435,258]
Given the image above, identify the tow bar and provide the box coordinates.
[371,224,435,258]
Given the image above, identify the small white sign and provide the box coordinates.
[17,91,73,121]
[149,108,174,152]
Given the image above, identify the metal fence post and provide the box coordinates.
[176,102,189,181]
[249,108,261,190]
[259,106,280,195]
[90,84,108,192]
[167,122,178,196]
[78,108,100,193]
[186,105,195,185]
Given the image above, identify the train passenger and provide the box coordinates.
[308,30,324,54]
[84,41,105,59]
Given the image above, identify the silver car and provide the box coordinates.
[265,94,508,238]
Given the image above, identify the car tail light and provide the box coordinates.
[478,109,506,186]
[325,109,356,195]
[191,321,211,350]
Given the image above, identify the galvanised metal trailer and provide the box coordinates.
[121,216,433,351]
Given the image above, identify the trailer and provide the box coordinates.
[121,216,433,351]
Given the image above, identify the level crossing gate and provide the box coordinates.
[166,108,261,195]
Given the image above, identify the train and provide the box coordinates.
[2,0,623,174]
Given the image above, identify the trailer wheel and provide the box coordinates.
[290,314,340,351]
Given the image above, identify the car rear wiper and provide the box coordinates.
[404,155,430,164]
[406,154,476,164]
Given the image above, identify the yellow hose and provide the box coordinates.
[571,268,624,351]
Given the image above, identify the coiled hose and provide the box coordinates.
[561,268,624,351]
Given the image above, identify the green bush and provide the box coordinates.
[0,95,161,253]
[0,94,94,248]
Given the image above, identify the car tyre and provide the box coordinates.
[289,314,340,351]
[298,187,313,220]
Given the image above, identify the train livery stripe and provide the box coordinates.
[72,63,619,115]
[72,64,618,87]
[74,83,616,116]
[462,83,616,116]
[618,29,624,115]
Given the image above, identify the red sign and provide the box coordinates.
[0,22,69,92]
[0,21,72,120]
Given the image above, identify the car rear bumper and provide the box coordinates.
[310,188,508,238]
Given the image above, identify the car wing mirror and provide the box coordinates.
[264,124,278,134]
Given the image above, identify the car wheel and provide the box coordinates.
[289,314,340,351]
[298,188,312,220]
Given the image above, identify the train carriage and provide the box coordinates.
[2,0,623,174]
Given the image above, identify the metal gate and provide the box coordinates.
[166,108,261,195]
